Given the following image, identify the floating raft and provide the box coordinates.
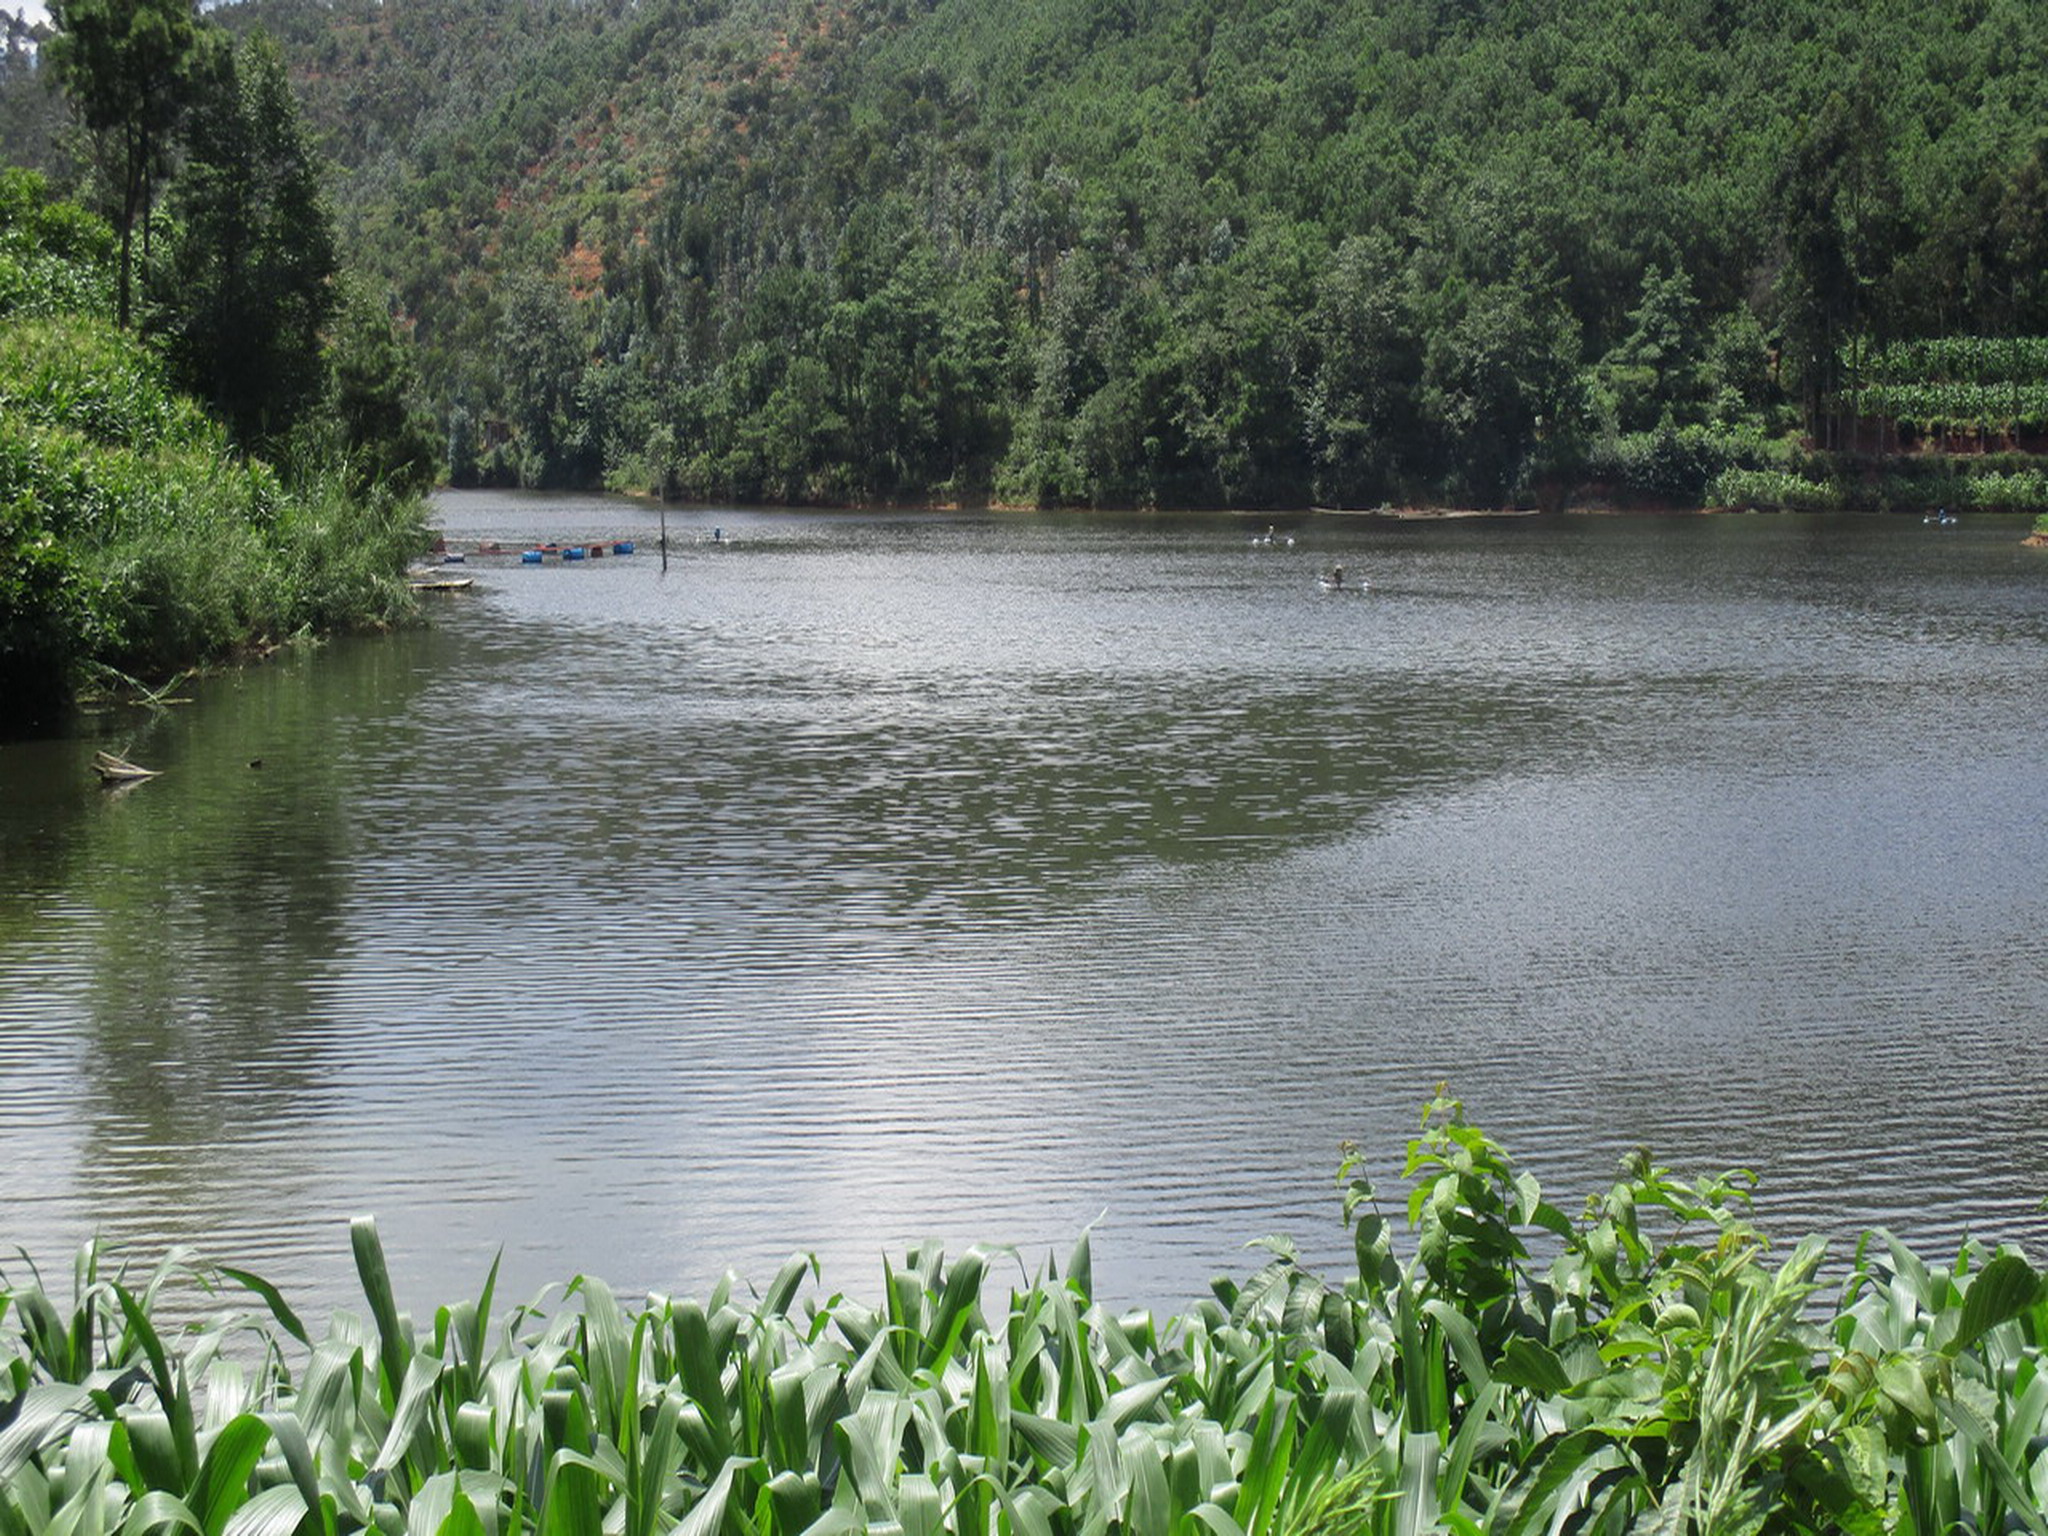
[444,539,641,562]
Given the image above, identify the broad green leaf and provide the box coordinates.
[765,1470,821,1534]
[0,1384,95,1482]
[1104,1377,1173,1431]
[1395,1431,1439,1536]
[1122,1436,1170,1536]
[762,1256,813,1321]
[432,1484,487,1536]
[677,1456,758,1536]
[43,1459,111,1536]
[118,1491,204,1536]
[192,1413,271,1536]
[538,1454,602,1536]
[1492,1338,1572,1398]
[1935,1394,2048,1536]
[1011,1412,1079,1468]
[371,1352,447,1475]
[1946,1253,2043,1356]
[897,1472,942,1536]
[1877,1355,1935,1429]
[408,1474,509,1536]
[217,1486,304,1536]
[1420,1301,1488,1393]
[216,1270,309,1349]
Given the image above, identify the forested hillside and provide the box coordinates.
[183,0,2048,508]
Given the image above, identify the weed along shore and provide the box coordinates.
[4,1102,2044,1536]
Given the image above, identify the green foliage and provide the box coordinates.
[1576,423,1782,506]
[150,26,338,451]
[1848,336,2048,436]
[1,76,433,730]
[0,308,423,730]
[0,167,114,322]
[12,0,2045,504]
[43,0,201,327]
[317,283,443,500]
[5,1110,2045,1536]
[1708,467,1847,513]
[207,0,2048,505]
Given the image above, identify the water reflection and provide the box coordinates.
[4,498,2046,1317]
[1,635,431,1280]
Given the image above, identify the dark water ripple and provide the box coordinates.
[4,500,2047,1316]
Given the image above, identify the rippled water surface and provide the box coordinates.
[5,496,2047,1317]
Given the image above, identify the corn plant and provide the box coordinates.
[4,1105,2043,1536]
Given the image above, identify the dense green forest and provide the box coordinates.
[162,0,2044,511]
[9,0,2048,510]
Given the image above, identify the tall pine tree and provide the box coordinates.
[155,28,335,450]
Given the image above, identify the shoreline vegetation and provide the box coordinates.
[0,160,435,732]
[2,1101,2042,1536]
[1,0,443,732]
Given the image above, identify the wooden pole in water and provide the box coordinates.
[660,504,668,574]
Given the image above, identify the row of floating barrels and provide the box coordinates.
[517,541,637,563]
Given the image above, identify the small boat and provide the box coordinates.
[93,750,161,784]
[410,575,475,592]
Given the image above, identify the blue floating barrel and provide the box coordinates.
[613,540,635,555]
[563,545,586,561]
[521,549,543,564]
[442,552,466,564]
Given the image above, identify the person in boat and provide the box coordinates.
[1324,564,1345,588]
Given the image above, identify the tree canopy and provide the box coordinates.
[43,0,198,326]
[13,0,2048,508]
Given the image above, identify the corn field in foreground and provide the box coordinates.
[3,1097,2044,1536]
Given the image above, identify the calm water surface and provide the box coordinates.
[4,496,2047,1318]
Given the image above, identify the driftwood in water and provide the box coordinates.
[92,750,161,784]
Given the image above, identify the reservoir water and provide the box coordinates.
[4,494,2046,1319]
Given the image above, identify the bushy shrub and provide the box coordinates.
[1959,469,2048,511]
[1708,466,1846,510]
[1579,423,1783,503]
[0,167,114,324]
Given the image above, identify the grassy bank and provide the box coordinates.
[0,312,427,728]
[0,170,429,732]
[3,1100,2042,1535]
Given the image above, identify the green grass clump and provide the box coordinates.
[3,1098,2043,1536]
[1706,467,1847,511]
